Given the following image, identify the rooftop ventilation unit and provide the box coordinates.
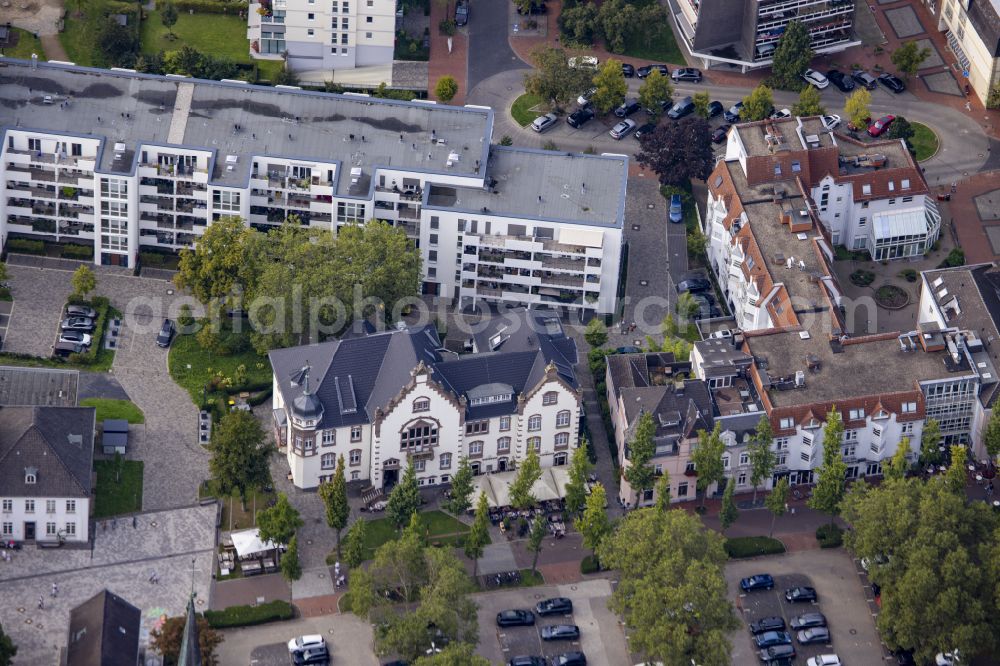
[795,370,806,387]
[350,167,362,184]
[799,331,811,340]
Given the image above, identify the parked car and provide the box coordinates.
[292,645,330,665]
[867,114,896,137]
[667,96,695,120]
[851,70,878,90]
[577,87,596,106]
[707,100,724,117]
[797,627,831,645]
[709,328,735,340]
[801,68,829,89]
[770,108,792,120]
[759,645,796,663]
[677,278,711,293]
[755,631,793,648]
[879,72,906,93]
[669,194,683,223]
[288,636,326,654]
[614,99,641,117]
[615,346,641,354]
[553,652,587,666]
[454,0,468,26]
[610,119,637,139]
[821,114,841,131]
[497,609,536,627]
[566,107,595,128]
[740,574,775,591]
[61,317,94,331]
[894,649,916,665]
[860,554,889,571]
[691,295,719,320]
[785,586,818,603]
[634,123,657,141]
[59,330,92,346]
[156,318,175,348]
[847,115,872,132]
[636,64,668,78]
[807,656,841,666]
[568,56,599,70]
[750,616,786,634]
[936,651,962,666]
[53,341,85,358]
[508,658,548,666]
[790,613,827,630]
[826,69,855,92]
[66,304,97,319]
[531,113,559,133]
[724,101,744,123]
[536,597,573,616]
[711,124,731,143]
[671,67,702,82]
[621,62,635,78]
[540,625,580,641]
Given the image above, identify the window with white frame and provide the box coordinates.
[776,453,787,466]
[722,455,730,470]
[677,482,688,497]
[337,201,366,224]
[775,437,789,450]
[842,443,856,457]
[543,391,558,406]
[556,410,571,428]
[901,422,914,435]
[737,472,747,485]
[65,522,76,536]
[414,460,426,472]
[1,523,11,536]
[351,471,360,480]
[24,472,35,485]
[779,417,794,430]
[1,500,10,513]
[469,440,483,456]
[349,449,361,465]
[499,416,511,431]
[497,436,511,453]
[902,401,917,413]
[528,436,541,452]
[212,190,241,211]
[440,453,452,470]
[25,499,34,513]
[413,398,430,412]
[321,453,335,469]
[351,426,362,442]
[528,414,542,431]
[322,430,336,446]
[46,522,57,536]
[844,429,858,442]
[739,452,749,466]
[46,500,55,514]
[66,500,75,514]
[555,432,570,448]
[654,463,663,476]
[849,408,865,420]
[401,420,438,452]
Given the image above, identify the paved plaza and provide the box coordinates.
[913,38,944,69]
[884,5,925,38]
[0,504,217,664]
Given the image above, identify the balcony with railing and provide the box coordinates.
[536,254,587,271]
[140,195,175,211]
[28,167,56,183]
[535,272,584,288]
[397,205,420,220]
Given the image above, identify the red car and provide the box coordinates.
[867,115,895,137]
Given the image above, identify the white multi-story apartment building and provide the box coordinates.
[933,0,1000,107]
[0,406,95,544]
[0,60,627,316]
[247,0,396,78]
[269,309,582,490]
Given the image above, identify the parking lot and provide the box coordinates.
[215,614,378,666]
[726,549,883,665]
[474,578,628,666]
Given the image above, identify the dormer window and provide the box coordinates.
[25,468,37,485]
[413,398,430,413]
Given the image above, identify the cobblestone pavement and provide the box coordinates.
[4,264,74,358]
[215,613,378,666]
[0,504,216,665]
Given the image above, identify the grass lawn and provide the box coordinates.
[93,460,144,518]
[200,480,275,532]
[140,10,251,61]
[511,93,545,127]
[81,398,145,424]
[168,332,271,405]
[359,510,471,559]
[1,28,45,60]
[617,23,684,66]
[909,122,938,162]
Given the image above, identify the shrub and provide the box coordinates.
[155,0,248,13]
[938,247,965,269]
[438,18,456,35]
[898,268,918,282]
[7,238,45,255]
[849,269,875,287]
[816,523,843,549]
[178,303,194,328]
[140,251,166,266]
[61,244,93,259]
[203,599,294,628]
[581,554,601,574]
[724,536,786,558]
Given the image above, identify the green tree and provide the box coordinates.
[982,407,1000,461]
[509,448,542,509]
[808,408,847,525]
[444,456,474,515]
[0,262,8,286]
[524,46,593,110]
[891,40,932,79]
[387,460,421,529]
[624,411,656,508]
[919,417,942,467]
[0,622,16,666]
[370,514,429,603]
[886,439,911,481]
[765,477,789,537]
[150,614,222,666]
[584,318,608,347]
[598,508,738,665]
[464,492,490,576]
[676,290,700,320]
[692,423,726,510]
[281,534,303,582]
[97,17,138,68]
[343,517,368,569]
[792,84,825,116]
[71,264,96,300]
[527,514,547,574]
[590,59,627,114]
[945,444,968,495]
[887,115,915,141]
[692,91,711,118]
[748,415,776,505]
[564,442,593,517]
[597,0,638,52]
[844,87,872,131]
[654,471,672,512]
[414,643,490,666]
[175,216,258,306]
[318,454,350,558]
[160,2,178,37]
[559,2,599,44]
[434,75,459,103]
[719,480,739,533]
[638,69,673,120]
[770,21,813,90]
[742,84,775,121]
[577,482,611,553]
[208,410,272,510]
[256,492,303,546]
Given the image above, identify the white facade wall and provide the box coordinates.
[938,0,1000,106]
[0,497,90,543]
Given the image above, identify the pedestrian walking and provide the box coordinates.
[38,596,44,609]
[965,101,972,112]
[334,561,341,578]
[51,582,58,597]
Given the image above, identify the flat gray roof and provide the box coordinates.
[0,59,493,192]
[0,366,78,406]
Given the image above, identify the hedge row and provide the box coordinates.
[724,536,786,559]
[204,599,294,628]
[7,238,44,255]
[816,523,843,549]
[155,0,248,13]
[61,244,93,259]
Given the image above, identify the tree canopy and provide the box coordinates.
[770,21,813,90]
[844,88,872,130]
[578,482,611,552]
[434,75,459,103]
[919,418,942,467]
[765,477,789,537]
[524,46,593,110]
[208,410,272,509]
[982,408,1000,461]
[624,411,656,507]
[792,85,825,116]
[443,456,474,516]
[387,461,421,529]
[318,454,350,557]
[509,448,542,509]
[891,40,932,79]
[636,116,713,188]
[564,442,593,516]
[151,614,223,666]
[591,59,627,114]
[256,492,303,546]
[808,408,847,524]
[638,69,673,120]
[464,492,490,575]
[748,415,776,504]
[71,265,96,300]
[741,84,774,121]
[0,622,15,666]
[691,423,725,509]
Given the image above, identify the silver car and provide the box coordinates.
[531,113,558,133]
[609,119,637,139]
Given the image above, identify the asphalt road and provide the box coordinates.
[466,0,528,92]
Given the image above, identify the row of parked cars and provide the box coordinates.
[499,597,587,666]
[802,67,906,94]
[740,574,839,665]
[54,304,98,357]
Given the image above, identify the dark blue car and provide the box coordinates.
[669,194,683,223]
[740,574,775,592]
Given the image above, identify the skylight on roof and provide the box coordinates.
[862,184,871,195]
[932,277,944,288]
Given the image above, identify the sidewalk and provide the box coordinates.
[427,1,468,104]
[945,170,1000,264]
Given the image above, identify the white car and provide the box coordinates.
[288,635,326,654]
[531,113,558,133]
[58,331,92,346]
[770,108,792,120]
[568,55,599,70]
[577,87,596,106]
[709,329,735,340]
[807,656,841,666]
[802,68,830,89]
[821,114,841,131]
[609,119,637,140]
[936,651,961,666]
